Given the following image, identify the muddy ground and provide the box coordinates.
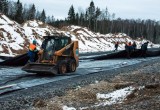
[0,57,160,110]
[30,60,160,110]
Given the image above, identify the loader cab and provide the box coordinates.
[41,36,71,60]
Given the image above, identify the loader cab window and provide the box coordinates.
[42,37,71,60]
[46,39,55,50]
[42,38,55,60]
[61,38,68,47]
[55,37,70,51]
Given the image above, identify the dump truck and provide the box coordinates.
[22,35,79,74]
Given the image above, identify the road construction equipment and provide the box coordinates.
[22,35,79,74]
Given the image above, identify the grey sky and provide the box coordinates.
[12,0,160,21]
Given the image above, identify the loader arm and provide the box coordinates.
[54,41,79,66]
[54,42,74,56]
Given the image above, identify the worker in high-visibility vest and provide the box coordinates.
[125,42,133,59]
[28,40,38,62]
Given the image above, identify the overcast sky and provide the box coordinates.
[12,0,160,21]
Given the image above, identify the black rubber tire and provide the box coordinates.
[58,61,67,74]
[67,59,76,72]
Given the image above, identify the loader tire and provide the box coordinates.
[58,61,67,74]
[67,59,76,72]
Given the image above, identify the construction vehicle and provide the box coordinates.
[22,35,79,74]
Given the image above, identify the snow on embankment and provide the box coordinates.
[22,20,58,49]
[64,25,160,53]
[0,13,57,56]
[0,13,159,56]
[64,25,130,52]
[0,13,25,56]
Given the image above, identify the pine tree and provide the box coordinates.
[46,16,51,23]
[22,4,28,21]
[95,7,101,31]
[84,11,89,27]
[110,13,115,33]
[75,13,79,25]
[88,1,95,19]
[68,5,75,24]
[40,9,46,22]
[35,10,41,20]
[51,16,55,22]
[79,13,85,26]
[15,0,23,23]
[28,4,36,20]
[0,0,9,15]
[88,1,95,30]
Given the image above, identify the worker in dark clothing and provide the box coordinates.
[141,41,149,58]
[132,41,137,51]
[28,40,38,62]
[125,42,133,59]
[114,42,119,51]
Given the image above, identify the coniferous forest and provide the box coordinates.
[1,0,160,43]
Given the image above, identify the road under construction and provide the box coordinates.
[0,48,160,97]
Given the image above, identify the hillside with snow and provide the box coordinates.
[62,25,160,52]
[0,13,58,56]
[0,13,159,56]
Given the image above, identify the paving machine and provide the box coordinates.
[22,35,79,74]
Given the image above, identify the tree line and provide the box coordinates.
[0,0,49,23]
[66,1,160,43]
[0,0,160,43]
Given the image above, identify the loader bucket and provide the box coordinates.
[22,63,58,74]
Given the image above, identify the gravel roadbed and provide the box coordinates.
[0,57,160,110]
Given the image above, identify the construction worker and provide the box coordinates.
[114,41,119,51]
[125,42,133,59]
[141,41,149,58]
[28,40,38,62]
[132,41,137,51]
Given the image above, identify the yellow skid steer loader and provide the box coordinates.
[22,35,79,74]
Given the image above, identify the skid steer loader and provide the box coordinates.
[22,35,79,74]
